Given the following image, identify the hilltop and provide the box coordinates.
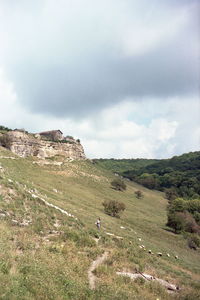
[0,146,200,299]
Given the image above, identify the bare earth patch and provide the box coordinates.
[88,251,109,290]
[116,271,180,293]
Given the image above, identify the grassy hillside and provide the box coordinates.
[0,147,200,299]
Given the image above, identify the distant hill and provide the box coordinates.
[122,151,200,198]
[95,152,200,198]
[92,158,159,173]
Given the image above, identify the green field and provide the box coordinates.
[0,147,199,300]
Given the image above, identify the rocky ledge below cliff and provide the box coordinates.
[0,130,86,160]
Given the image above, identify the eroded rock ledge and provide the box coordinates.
[0,129,86,160]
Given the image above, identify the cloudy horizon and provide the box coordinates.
[0,0,199,159]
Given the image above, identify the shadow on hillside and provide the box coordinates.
[162,226,177,235]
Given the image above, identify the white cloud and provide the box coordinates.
[0,71,199,159]
[0,70,198,159]
[0,68,21,127]
[81,99,199,158]
[148,118,178,142]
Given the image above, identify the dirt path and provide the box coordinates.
[88,251,109,290]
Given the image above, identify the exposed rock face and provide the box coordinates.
[39,130,63,141]
[0,130,86,159]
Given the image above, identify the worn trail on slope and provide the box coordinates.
[27,190,78,220]
[88,251,108,290]
[0,156,17,159]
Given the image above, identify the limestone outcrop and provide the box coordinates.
[0,130,86,160]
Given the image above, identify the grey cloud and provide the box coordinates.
[11,40,198,118]
[2,0,200,118]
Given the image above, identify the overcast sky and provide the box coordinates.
[0,0,199,158]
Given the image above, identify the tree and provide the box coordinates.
[111,178,126,191]
[165,188,178,202]
[186,199,200,214]
[187,234,200,250]
[166,212,186,233]
[0,125,11,131]
[166,211,200,234]
[102,200,126,218]
[183,212,200,234]
[134,190,143,199]
[168,198,187,214]
[139,173,158,189]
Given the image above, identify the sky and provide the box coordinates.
[0,0,199,158]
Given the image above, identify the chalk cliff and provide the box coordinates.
[0,130,86,160]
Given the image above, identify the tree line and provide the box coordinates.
[122,151,200,199]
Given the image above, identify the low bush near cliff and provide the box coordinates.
[0,134,11,148]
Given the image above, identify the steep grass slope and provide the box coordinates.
[0,147,200,300]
